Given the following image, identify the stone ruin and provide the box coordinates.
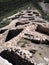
[0,9,49,65]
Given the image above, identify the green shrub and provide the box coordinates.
[0,19,10,28]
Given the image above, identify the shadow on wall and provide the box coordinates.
[15,22,29,27]
[5,29,23,42]
[0,29,7,34]
[0,50,34,65]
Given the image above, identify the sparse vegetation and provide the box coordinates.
[0,0,49,28]
[0,0,46,20]
[0,19,10,28]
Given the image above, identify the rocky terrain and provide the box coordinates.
[0,9,49,65]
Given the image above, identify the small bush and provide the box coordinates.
[0,19,10,28]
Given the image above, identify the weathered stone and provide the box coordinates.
[0,56,12,65]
